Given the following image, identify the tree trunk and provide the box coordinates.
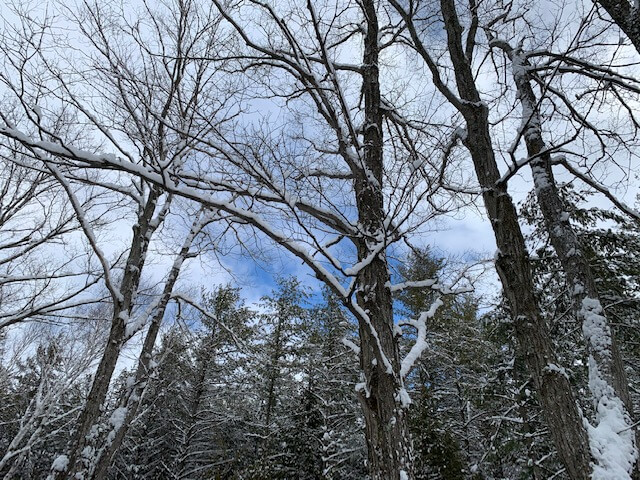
[52,188,162,480]
[505,46,639,475]
[461,105,592,480]
[90,211,201,479]
[417,1,594,478]
[354,2,413,478]
[594,0,640,54]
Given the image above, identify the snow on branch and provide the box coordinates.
[341,337,360,355]
[0,125,352,302]
[553,156,640,224]
[388,278,437,292]
[399,297,444,379]
[44,161,123,305]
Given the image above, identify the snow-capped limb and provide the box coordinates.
[344,240,386,276]
[552,156,640,224]
[388,278,437,292]
[347,296,395,376]
[543,363,569,380]
[399,297,444,379]
[0,123,356,302]
[294,168,353,180]
[43,160,123,305]
[341,337,361,355]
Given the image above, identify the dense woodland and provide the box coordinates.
[1,0,640,478]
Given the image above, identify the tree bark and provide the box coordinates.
[461,104,592,480]
[386,0,594,477]
[595,0,640,54]
[504,44,639,475]
[90,210,202,479]
[354,2,413,478]
[52,188,163,480]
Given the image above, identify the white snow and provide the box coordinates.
[400,298,443,378]
[399,470,409,480]
[543,363,569,380]
[581,298,612,356]
[586,380,637,480]
[388,278,436,292]
[395,387,412,408]
[344,242,385,276]
[341,337,360,355]
[109,407,128,430]
[51,455,69,472]
[580,300,637,479]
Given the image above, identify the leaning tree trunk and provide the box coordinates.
[90,212,206,479]
[504,45,639,476]
[395,1,594,477]
[52,187,164,480]
[594,0,640,54]
[459,103,592,480]
[353,1,413,478]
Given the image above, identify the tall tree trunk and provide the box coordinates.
[51,188,163,480]
[460,104,592,480]
[502,44,639,476]
[439,2,593,476]
[388,0,594,476]
[90,211,203,479]
[354,2,413,478]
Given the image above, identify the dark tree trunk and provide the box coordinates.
[90,212,199,479]
[595,0,640,54]
[505,46,639,475]
[53,188,162,480]
[353,1,413,478]
[460,104,592,480]
[385,0,594,477]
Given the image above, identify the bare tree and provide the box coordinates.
[488,29,638,476]
[0,1,236,478]
[0,322,105,480]
[388,0,595,477]
[0,0,471,477]
[89,208,219,479]
[0,125,105,330]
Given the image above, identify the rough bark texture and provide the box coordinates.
[460,106,592,480]
[90,212,198,479]
[507,47,639,475]
[595,0,640,54]
[53,188,162,480]
[431,1,594,478]
[354,1,413,478]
